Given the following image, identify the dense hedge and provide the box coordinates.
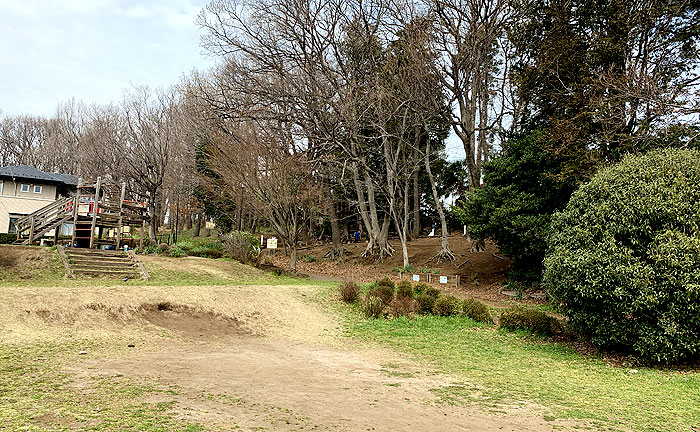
[544,149,700,364]
[0,233,16,244]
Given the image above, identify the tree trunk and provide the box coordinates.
[289,245,297,273]
[193,213,202,238]
[328,196,343,258]
[352,161,392,258]
[412,161,420,239]
[148,189,157,241]
[425,137,454,262]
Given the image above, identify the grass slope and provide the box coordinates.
[340,303,700,432]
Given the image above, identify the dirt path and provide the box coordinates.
[73,336,563,431]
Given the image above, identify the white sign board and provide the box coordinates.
[439,275,448,284]
[412,274,420,282]
[266,237,278,249]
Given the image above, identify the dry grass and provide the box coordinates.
[0,283,339,345]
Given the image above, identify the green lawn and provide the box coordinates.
[340,303,700,432]
[0,341,207,431]
[2,245,698,432]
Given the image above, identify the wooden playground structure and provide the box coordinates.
[14,177,149,249]
[13,177,151,279]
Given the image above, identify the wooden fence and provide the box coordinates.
[398,272,461,287]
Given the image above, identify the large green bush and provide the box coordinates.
[544,149,700,364]
[461,298,492,323]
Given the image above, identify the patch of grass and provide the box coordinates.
[300,254,317,262]
[417,267,440,274]
[342,311,700,432]
[0,246,326,289]
[391,264,415,273]
[0,341,209,431]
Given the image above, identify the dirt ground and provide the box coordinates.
[271,235,532,304]
[0,246,574,431]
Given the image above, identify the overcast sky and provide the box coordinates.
[0,0,466,160]
[0,0,214,117]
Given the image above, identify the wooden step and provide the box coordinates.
[73,264,136,271]
[67,255,131,262]
[64,249,127,257]
[68,255,133,264]
[73,269,140,277]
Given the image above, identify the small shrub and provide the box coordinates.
[370,284,395,307]
[301,254,317,262]
[425,286,441,299]
[178,238,225,258]
[415,294,435,314]
[158,243,169,253]
[417,267,439,274]
[221,231,262,266]
[432,295,460,316]
[198,247,224,259]
[499,307,559,336]
[376,276,395,289]
[390,297,416,318]
[363,295,384,319]
[339,281,360,303]
[461,298,492,323]
[139,244,159,255]
[391,265,415,273]
[413,282,430,296]
[395,281,414,299]
[167,246,185,258]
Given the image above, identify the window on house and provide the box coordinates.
[20,184,29,192]
[0,180,3,195]
[33,185,42,194]
[8,216,20,234]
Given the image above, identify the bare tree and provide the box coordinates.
[429,0,513,191]
[121,86,183,240]
[203,118,319,272]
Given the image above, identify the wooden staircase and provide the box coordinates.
[57,245,150,279]
[13,197,75,245]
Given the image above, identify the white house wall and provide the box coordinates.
[0,179,61,234]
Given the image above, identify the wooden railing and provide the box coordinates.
[14,196,75,244]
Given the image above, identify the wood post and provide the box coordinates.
[89,177,101,249]
[71,194,79,246]
[56,245,73,278]
[116,182,126,250]
[140,219,145,250]
[28,217,35,244]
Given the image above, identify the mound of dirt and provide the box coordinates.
[139,302,248,338]
[0,245,55,271]
[272,236,512,302]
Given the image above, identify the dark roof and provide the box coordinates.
[0,165,78,186]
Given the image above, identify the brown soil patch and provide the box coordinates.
[272,236,541,304]
[140,255,264,280]
[139,302,248,338]
[71,339,571,432]
[0,245,55,273]
[2,252,577,431]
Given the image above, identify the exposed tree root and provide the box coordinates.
[469,237,486,252]
[361,240,394,261]
[323,247,348,260]
[429,247,456,264]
